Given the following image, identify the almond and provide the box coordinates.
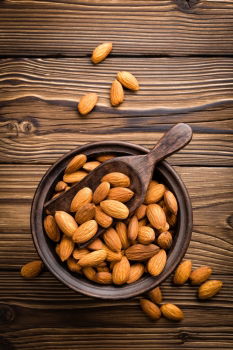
[75,203,96,224]
[91,42,112,64]
[107,187,134,203]
[73,220,98,244]
[135,204,147,220]
[116,222,130,249]
[101,172,130,187]
[103,227,122,252]
[55,181,67,192]
[125,244,159,261]
[160,303,184,321]
[83,161,101,172]
[55,243,61,257]
[103,245,123,262]
[140,299,161,320]
[145,183,166,204]
[173,260,192,285]
[112,256,130,285]
[157,231,173,249]
[127,263,144,284]
[93,181,110,204]
[43,215,60,242]
[87,238,103,250]
[138,218,147,227]
[95,271,112,284]
[166,212,177,227]
[97,266,109,273]
[20,260,43,279]
[73,248,89,260]
[82,266,96,281]
[96,154,115,162]
[95,205,113,228]
[164,190,178,215]
[65,154,87,174]
[110,79,124,106]
[127,215,139,241]
[148,287,162,304]
[59,236,74,262]
[138,226,155,245]
[78,249,107,267]
[198,280,223,299]
[189,266,212,285]
[70,187,93,212]
[78,93,98,115]
[117,71,139,91]
[67,258,82,273]
[146,204,166,231]
[55,211,78,238]
[63,171,88,183]
[100,200,129,219]
[147,249,167,276]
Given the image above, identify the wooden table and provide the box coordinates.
[0,1,233,349]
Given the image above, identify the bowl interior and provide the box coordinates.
[31,141,192,299]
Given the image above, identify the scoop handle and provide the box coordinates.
[148,123,192,164]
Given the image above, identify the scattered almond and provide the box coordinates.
[110,79,124,106]
[117,71,139,91]
[198,280,223,299]
[78,93,98,115]
[189,266,212,285]
[148,287,162,304]
[21,260,43,279]
[173,260,192,285]
[140,299,161,320]
[160,303,184,321]
[91,42,112,64]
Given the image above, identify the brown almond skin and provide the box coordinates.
[112,256,130,285]
[73,220,98,244]
[20,260,43,279]
[73,248,89,260]
[140,299,161,320]
[135,204,147,220]
[147,249,167,276]
[147,204,166,231]
[189,266,212,285]
[125,244,159,261]
[198,280,223,299]
[117,71,139,91]
[107,187,134,203]
[128,215,139,241]
[138,226,155,245]
[65,154,87,174]
[70,187,93,212]
[93,181,110,204]
[164,190,178,215]
[67,258,82,273]
[127,263,144,284]
[103,227,122,252]
[100,200,129,219]
[96,154,115,162]
[75,203,96,225]
[59,236,75,262]
[95,206,113,228]
[63,171,88,184]
[157,231,173,249]
[103,245,123,262]
[82,267,96,281]
[110,79,124,106]
[173,260,192,285]
[116,222,130,249]
[95,271,112,284]
[78,93,98,115]
[78,250,107,267]
[55,181,67,192]
[87,238,103,250]
[91,42,112,64]
[148,287,162,304]
[55,211,78,238]
[43,215,60,242]
[83,161,101,172]
[160,303,184,321]
[101,172,130,188]
[145,183,166,204]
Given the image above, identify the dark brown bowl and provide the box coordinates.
[31,141,192,300]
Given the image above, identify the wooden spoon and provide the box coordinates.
[44,123,192,247]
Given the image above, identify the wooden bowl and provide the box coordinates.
[31,141,192,299]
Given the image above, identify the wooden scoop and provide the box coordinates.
[44,123,192,247]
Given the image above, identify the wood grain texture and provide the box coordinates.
[1,0,233,56]
[0,57,233,165]
[0,165,232,273]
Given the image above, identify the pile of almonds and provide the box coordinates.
[21,152,223,320]
[42,152,177,285]
[78,42,139,115]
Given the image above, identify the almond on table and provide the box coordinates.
[173,260,192,285]
[110,79,124,106]
[189,266,212,285]
[117,71,139,91]
[160,303,184,321]
[140,299,161,320]
[91,42,112,64]
[78,92,98,115]
[21,261,43,279]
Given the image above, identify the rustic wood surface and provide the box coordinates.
[0,0,233,349]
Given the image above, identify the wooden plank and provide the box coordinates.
[0,57,233,165]
[0,165,232,273]
[1,0,233,56]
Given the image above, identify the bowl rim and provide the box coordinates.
[31,141,193,299]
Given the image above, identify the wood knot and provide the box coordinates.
[0,336,15,350]
[175,0,199,12]
[178,331,190,343]
[227,215,233,229]
[0,304,15,325]
[1,119,36,137]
